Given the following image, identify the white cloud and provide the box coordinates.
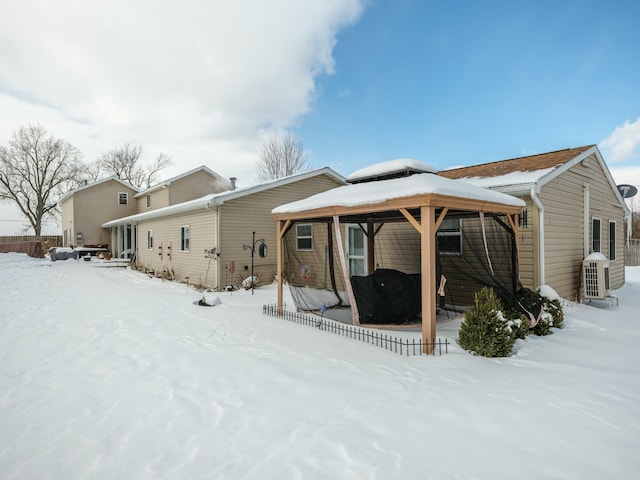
[600,117,640,162]
[0,0,364,179]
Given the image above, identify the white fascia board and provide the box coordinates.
[536,145,630,215]
[101,195,212,228]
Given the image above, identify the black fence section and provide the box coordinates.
[263,304,449,356]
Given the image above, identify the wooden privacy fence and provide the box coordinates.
[263,304,449,356]
[627,239,640,266]
[0,235,62,247]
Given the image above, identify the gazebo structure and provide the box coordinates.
[272,160,526,353]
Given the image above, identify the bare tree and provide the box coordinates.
[256,131,310,181]
[98,143,172,189]
[0,124,84,235]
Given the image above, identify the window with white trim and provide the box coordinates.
[146,194,151,208]
[437,217,462,254]
[609,220,616,260]
[147,229,153,250]
[118,192,128,205]
[181,226,190,252]
[296,224,313,251]
[592,217,601,253]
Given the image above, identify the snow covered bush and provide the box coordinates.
[537,285,564,329]
[458,287,516,357]
[242,275,259,290]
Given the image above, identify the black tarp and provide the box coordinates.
[350,269,421,324]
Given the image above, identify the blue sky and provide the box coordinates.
[1,0,639,234]
[298,0,640,174]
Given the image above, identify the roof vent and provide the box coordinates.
[230,177,237,190]
[347,158,437,184]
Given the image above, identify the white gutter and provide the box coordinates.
[530,186,545,285]
[583,183,590,257]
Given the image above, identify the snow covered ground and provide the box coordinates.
[1,252,638,479]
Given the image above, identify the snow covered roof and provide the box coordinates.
[347,158,437,183]
[439,145,595,192]
[273,172,525,215]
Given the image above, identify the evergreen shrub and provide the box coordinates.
[458,287,516,357]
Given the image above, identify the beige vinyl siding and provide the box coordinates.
[220,175,344,290]
[169,170,229,205]
[60,196,75,247]
[516,198,536,290]
[136,210,217,288]
[137,188,170,212]
[281,221,345,290]
[538,153,625,299]
[73,180,137,247]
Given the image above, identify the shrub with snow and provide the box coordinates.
[458,287,516,357]
[526,285,564,335]
[198,293,221,306]
[242,276,259,290]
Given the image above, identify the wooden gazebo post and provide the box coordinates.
[276,219,290,315]
[421,206,437,354]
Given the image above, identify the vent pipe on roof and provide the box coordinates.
[230,177,237,190]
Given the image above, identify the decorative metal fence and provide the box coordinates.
[263,304,449,356]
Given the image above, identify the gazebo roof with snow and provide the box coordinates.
[272,159,526,353]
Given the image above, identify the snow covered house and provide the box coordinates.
[439,145,630,300]
[102,168,345,289]
[59,176,139,248]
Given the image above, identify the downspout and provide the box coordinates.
[530,186,545,286]
[216,204,222,291]
[583,183,590,257]
[205,200,221,291]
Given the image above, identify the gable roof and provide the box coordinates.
[439,146,594,189]
[58,176,138,205]
[102,167,345,227]
[134,165,231,197]
[439,144,629,215]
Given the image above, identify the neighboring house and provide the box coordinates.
[102,167,345,290]
[59,176,139,248]
[439,145,630,300]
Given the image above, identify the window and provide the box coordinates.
[347,224,366,276]
[147,229,153,250]
[609,221,616,260]
[518,209,528,229]
[296,224,313,251]
[592,217,601,253]
[437,218,462,254]
[146,194,151,208]
[118,192,128,205]
[181,226,190,252]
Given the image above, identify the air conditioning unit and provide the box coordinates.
[582,253,610,300]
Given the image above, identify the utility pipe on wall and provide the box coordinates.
[583,183,590,257]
